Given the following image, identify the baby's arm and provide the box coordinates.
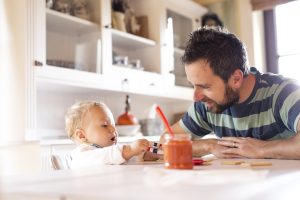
[122,139,150,160]
[143,151,162,161]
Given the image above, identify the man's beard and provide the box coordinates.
[206,85,239,113]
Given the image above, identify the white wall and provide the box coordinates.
[0,0,27,144]
[252,10,267,72]
[0,0,41,176]
[207,0,255,67]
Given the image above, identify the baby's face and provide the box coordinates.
[83,106,117,147]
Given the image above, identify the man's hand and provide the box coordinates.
[218,137,266,158]
[193,139,243,158]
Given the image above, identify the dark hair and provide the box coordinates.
[181,26,249,82]
[201,12,223,27]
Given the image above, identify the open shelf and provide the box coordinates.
[35,65,121,93]
[35,65,193,102]
[111,28,156,50]
[46,9,99,35]
[40,135,160,145]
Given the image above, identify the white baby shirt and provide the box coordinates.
[70,143,126,169]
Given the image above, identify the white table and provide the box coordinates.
[1,158,300,200]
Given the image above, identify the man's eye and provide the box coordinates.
[198,85,209,89]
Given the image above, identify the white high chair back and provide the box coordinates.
[50,154,72,170]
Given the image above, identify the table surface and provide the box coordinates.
[1,156,300,200]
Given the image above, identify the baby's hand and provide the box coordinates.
[122,139,150,160]
[130,139,150,156]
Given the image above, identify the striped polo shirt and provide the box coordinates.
[180,68,300,140]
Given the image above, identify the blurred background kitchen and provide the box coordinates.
[1,0,299,176]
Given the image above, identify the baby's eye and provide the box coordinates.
[101,124,108,128]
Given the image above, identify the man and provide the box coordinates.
[161,26,300,160]
[201,12,223,27]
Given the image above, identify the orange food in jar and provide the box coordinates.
[163,134,193,169]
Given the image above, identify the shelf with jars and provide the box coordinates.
[30,0,206,141]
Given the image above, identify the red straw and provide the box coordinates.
[155,105,174,137]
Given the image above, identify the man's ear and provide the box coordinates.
[74,128,86,142]
[229,69,243,89]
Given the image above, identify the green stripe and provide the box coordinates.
[294,114,300,132]
[187,104,212,131]
[249,83,279,103]
[272,80,295,108]
[279,89,300,129]
[207,109,276,130]
[269,129,295,140]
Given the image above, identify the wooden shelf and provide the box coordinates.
[111,29,156,50]
[46,9,99,36]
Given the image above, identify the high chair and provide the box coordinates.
[49,154,71,170]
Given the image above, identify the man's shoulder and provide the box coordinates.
[256,72,299,96]
[259,72,287,86]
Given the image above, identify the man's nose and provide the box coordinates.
[193,88,205,101]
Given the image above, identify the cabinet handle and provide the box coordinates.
[34,60,43,67]
[149,83,155,86]
[122,78,129,84]
[104,24,112,29]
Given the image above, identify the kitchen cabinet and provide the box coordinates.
[163,0,206,87]
[29,0,207,141]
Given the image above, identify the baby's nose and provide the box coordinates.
[109,125,116,133]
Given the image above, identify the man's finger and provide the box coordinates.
[220,137,245,143]
[222,147,240,155]
[218,140,238,148]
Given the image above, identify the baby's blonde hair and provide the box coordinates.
[65,101,107,138]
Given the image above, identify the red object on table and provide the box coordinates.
[192,158,204,165]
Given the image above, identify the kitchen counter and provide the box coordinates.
[2,157,300,200]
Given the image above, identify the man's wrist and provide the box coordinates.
[192,139,216,156]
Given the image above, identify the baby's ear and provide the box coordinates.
[74,128,86,142]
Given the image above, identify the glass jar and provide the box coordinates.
[163,134,193,169]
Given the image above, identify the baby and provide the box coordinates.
[65,101,150,169]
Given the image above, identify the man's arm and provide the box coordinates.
[218,119,300,159]
[158,121,187,144]
[144,121,243,161]
[160,122,240,158]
